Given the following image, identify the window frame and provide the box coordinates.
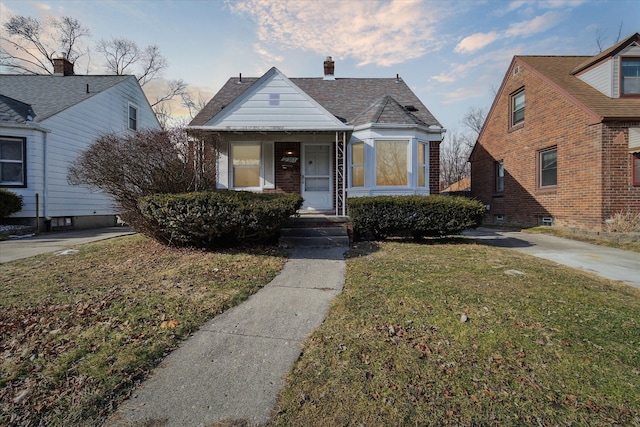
[0,136,27,188]
[375,139,409,187]
[620,56,640,97]
[350,142,364,188]
[417,141,428,187]
[632,152,640,186]
[510,88,525,128]
[230,142,262,190]
[538,146,558,189]
[495,160,504,193]
[128,103,138,131]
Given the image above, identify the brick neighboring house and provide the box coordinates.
[470,33,640,231]
[188,58,444,215]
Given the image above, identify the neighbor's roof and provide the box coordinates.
[0,75,132,122]
[190,75,441,128]
[0,94,35,124]
[517,55,640,121]
[442,177,471,193]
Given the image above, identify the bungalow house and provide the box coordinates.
[0,56,159,230]
[470,33,640,231]
[188,58,444,215]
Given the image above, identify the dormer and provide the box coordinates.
[573,33,640,99]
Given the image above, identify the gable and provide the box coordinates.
[201,67,351,131]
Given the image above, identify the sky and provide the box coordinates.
[1,0,638,134]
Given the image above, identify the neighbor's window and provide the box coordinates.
[621,57,640,95]
[633,153,640,186]
[351,142,364,187]
[0,136,26,187]
[418,142,427,187]
[232,143,261,188]
[539,147,557,187]
[376,140,408,186]
[495,160,504,192]
[511,90,525,127]
[128,105,138,131]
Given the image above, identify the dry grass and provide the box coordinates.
[0,234,287,426]
[270,240,640,426]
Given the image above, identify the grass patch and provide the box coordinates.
[270,240,640,426]
[524,226,640,253]
[0,234,287,426]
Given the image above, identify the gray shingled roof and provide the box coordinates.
[0,94,34,124]
[351,95,429,127]
[0,75,132,122]
[190,75,441,128]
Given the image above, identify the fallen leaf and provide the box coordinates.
[160,319,179,329]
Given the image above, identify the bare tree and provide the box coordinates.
[440,130,472,189]
[461,106,487,137]
[1,15,90,74]
[595,22,624,53]
[181,90,210,119]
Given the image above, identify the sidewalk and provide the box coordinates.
[463,228,640,290]
[106,246,347,427]
[0,227,135,264]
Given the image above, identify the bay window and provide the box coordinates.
[376,140,408,186]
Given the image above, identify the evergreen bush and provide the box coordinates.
[0,189,23,218]
[347,195,484,240]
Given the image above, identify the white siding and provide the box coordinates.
[206,69,348,131]
[578,58,613,97]
[39,77,158,218]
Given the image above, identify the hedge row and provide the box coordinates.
[0,189,22,218]
[347,195,484,240]
[138,191,302,247]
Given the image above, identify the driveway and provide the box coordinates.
[463,228,640,290]
[0,227,135,264]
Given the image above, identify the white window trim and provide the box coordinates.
[230,141,262,191]
[0,136,26,187]
[349,142,365,188]
[374,139,410,188]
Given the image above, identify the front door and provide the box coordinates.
[301,143,332,211]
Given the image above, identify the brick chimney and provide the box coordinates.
[323,56,335,81]
[53,54,74,76]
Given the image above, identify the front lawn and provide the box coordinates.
[270,240,640,426]
[0,234,287,426]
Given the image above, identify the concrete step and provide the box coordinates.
[280,226,347,238]
[279,235,350,248]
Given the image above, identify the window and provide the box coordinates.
[633,153,640,186]
[128,105,138,131]
[511,90,525,127]
[495,160,504,192]
[621,57,640,95]
[418,142,427,187]
[0,136,26,186]
[539,147,557,188]
[232,143,261,188]
[351,142,364,187]
[376,140,408,186]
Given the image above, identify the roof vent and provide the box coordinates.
[513,65,520,75]
[395,74,402,83]
[404,105,418,112]
[237,73,244,84]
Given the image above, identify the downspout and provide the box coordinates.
[43,131,48,227]
[335,132,339,216]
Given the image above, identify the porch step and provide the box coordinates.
[279,215,351,248]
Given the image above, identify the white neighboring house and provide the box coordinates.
[0,57,159,230]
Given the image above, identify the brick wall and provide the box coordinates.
[267,142,301,194]
[429,141,440,194]
[470,60,640,231]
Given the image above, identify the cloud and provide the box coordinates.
[229,0,448,67]
[455,32,500,54]
[504,11,561,37]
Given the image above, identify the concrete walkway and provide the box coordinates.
[106,246,347,427]
[463,228,640,290]
[0,227,135,264]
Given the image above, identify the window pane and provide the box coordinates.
[418,165,426,187]
[1,163,23,183]
[495,161,504,192]
[352,143,363,164]
[541,149,557,187]
[622,59,640,94]
[352,165,364,187]
[129,106,137,130]
[232,144,261,187]
[376,141,407,186]
[634,154,640,185]
[233,167,260,187]
[305,177,330,191]
[0,141,22,161]
[512,91,525,125]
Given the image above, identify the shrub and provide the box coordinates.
[0,189,23,218]
[68,128,220,237]
[138,191,303,247]
[605,210,640,232]
[347,195,484,240]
